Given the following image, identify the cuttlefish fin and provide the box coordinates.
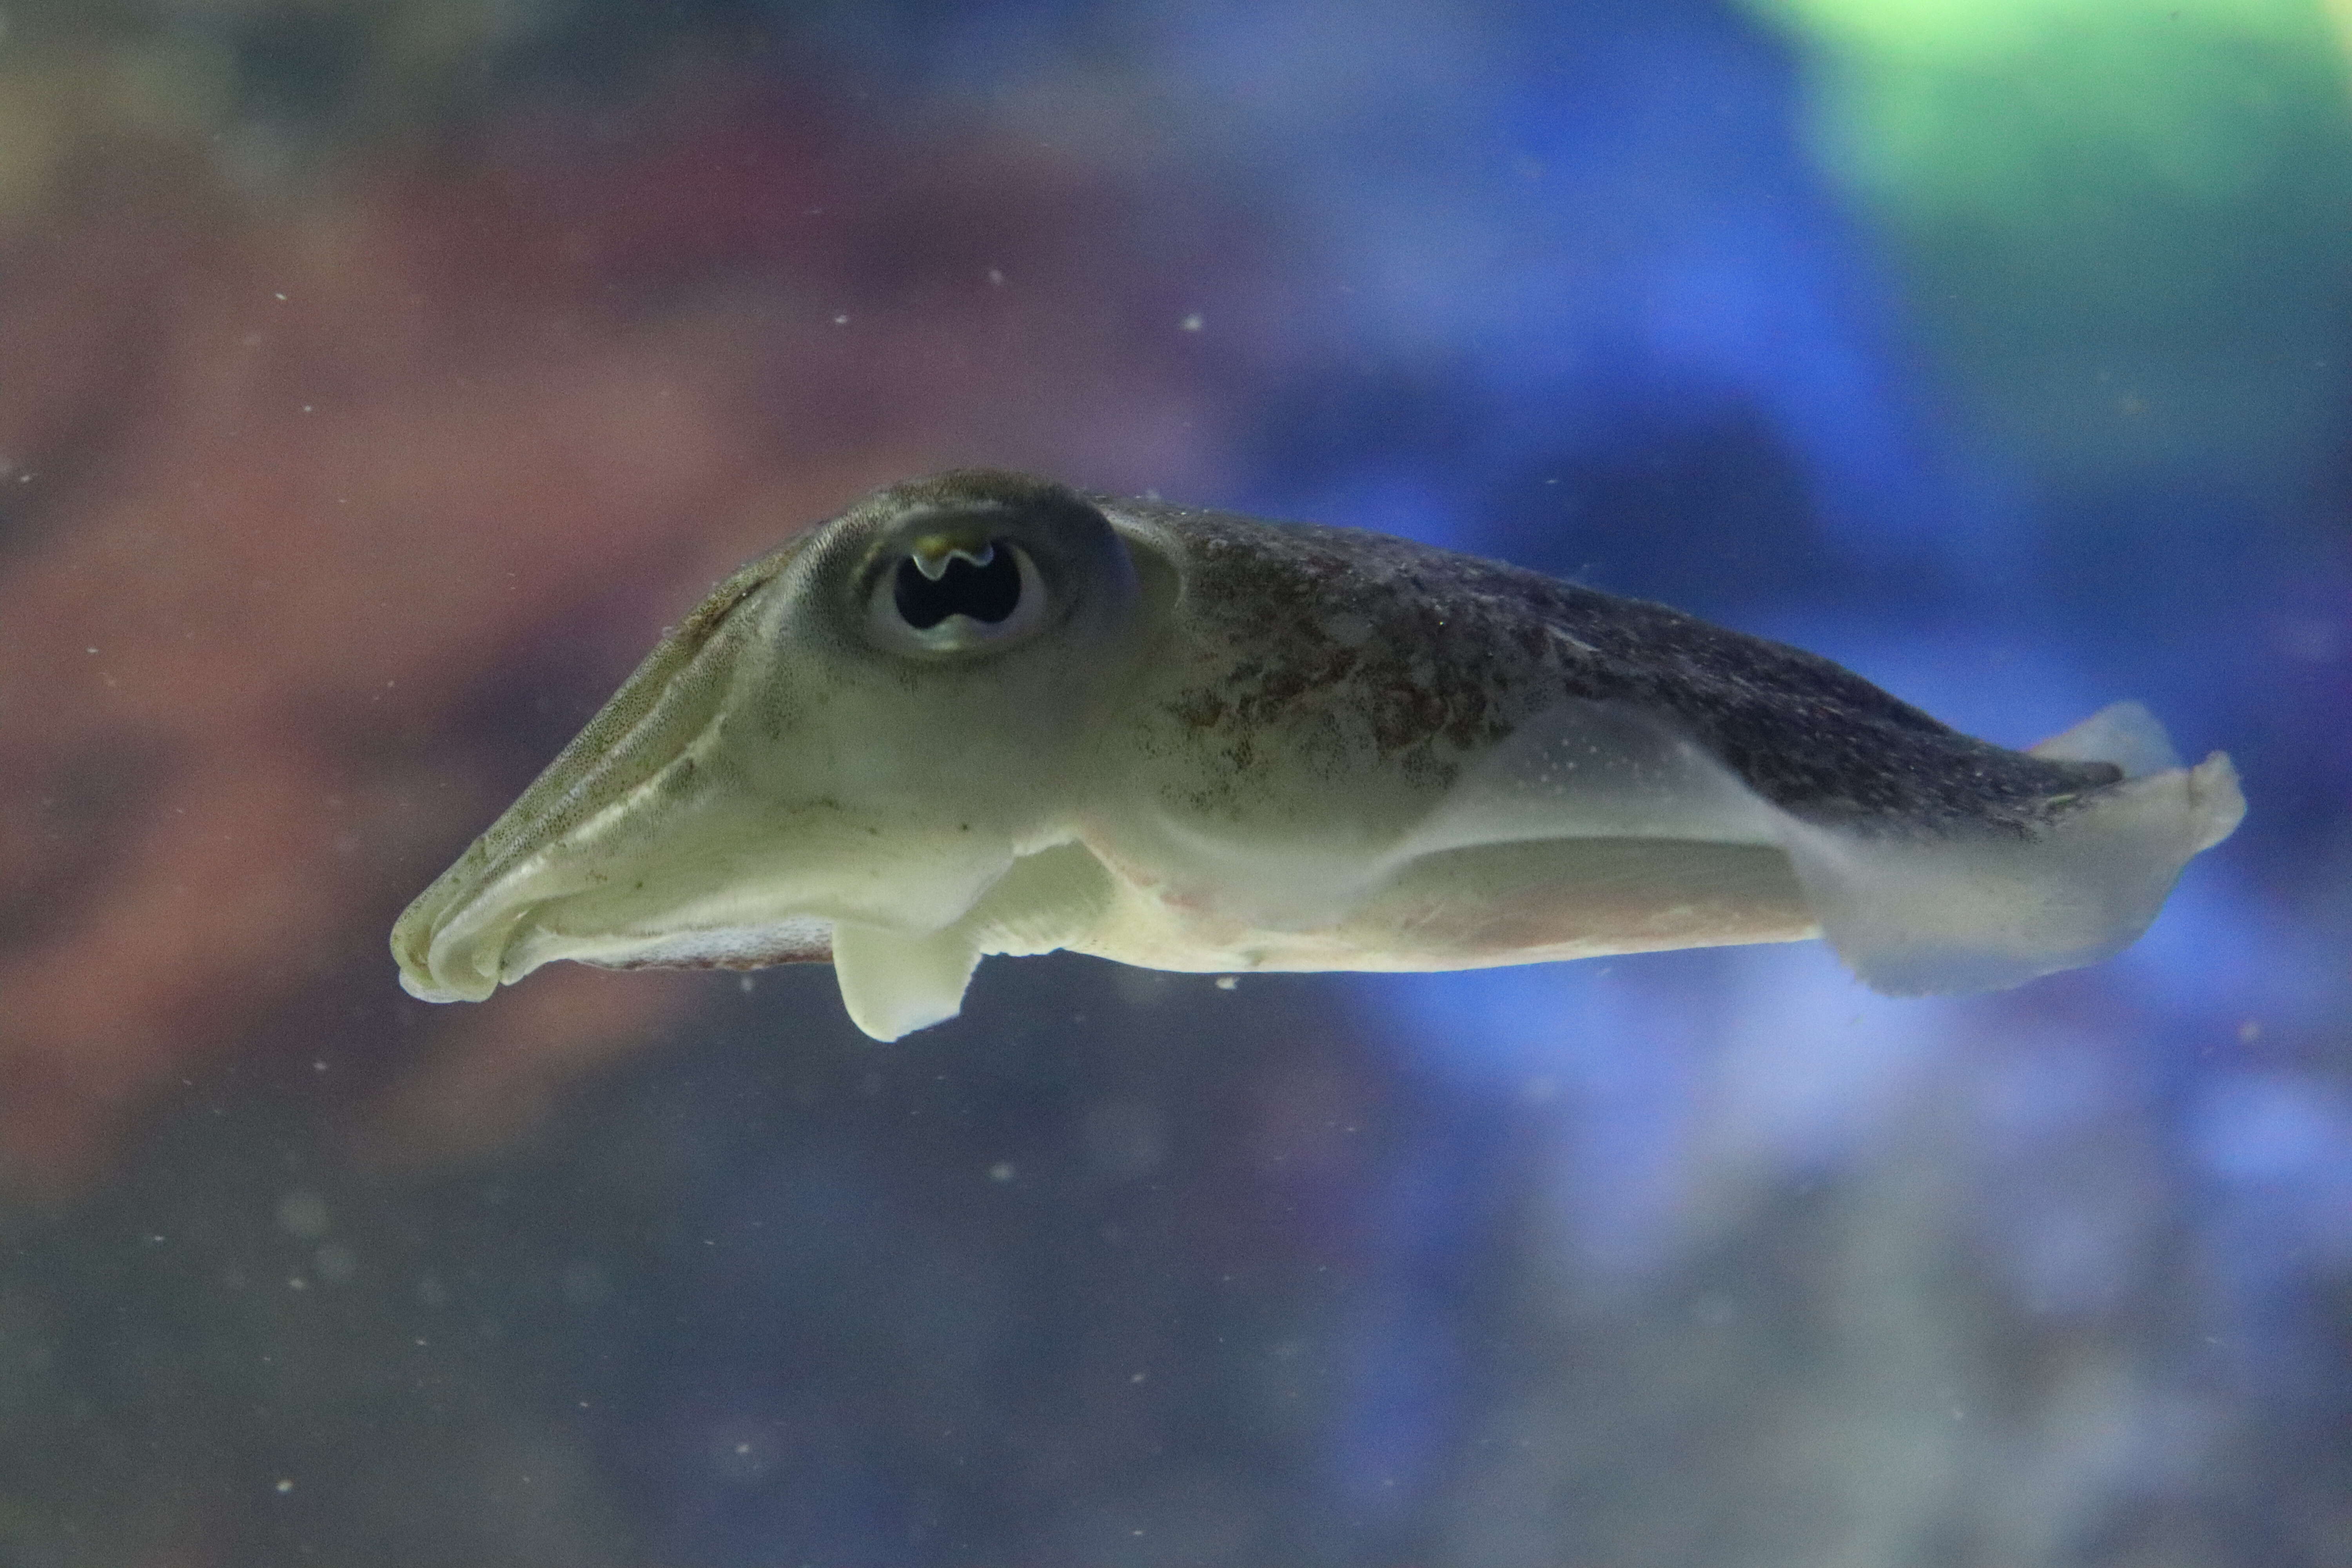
[2025,698,2181,778]
[1781,711,2243,996]
[958,842,1118,957]
[830,843,1118,1040]
[1395,697,2241,997]
[1399,699,1784,861]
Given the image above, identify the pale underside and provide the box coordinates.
[410,696,2242,1042]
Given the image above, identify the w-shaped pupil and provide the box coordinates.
[894,545,1021,630]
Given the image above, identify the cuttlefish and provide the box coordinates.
[391,470,2244,1040]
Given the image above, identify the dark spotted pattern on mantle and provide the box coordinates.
[1113,496,2120,834]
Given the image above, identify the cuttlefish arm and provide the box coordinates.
[392,538,826,998]
[392,470,2244,1040]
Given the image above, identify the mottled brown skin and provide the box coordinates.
[1110,493,2119,835]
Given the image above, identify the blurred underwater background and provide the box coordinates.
[0,0,2348,1563]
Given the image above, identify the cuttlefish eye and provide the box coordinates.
[866,534,1049,653]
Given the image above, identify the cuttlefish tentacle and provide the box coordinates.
[392,469,2244,1040]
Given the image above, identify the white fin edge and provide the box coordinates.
[2028,698,2181,778]
[1783,750,2244,995]
[1409,697,2244,997]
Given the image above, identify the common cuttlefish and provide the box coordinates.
[392,470,2244,1040]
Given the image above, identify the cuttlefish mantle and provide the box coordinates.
[391,469,2245,1040]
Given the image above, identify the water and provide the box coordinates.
[0,1,2344,1563]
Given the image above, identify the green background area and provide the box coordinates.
[1749,0,2352,497]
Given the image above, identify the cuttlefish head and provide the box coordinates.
[390,470,1150,1036]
